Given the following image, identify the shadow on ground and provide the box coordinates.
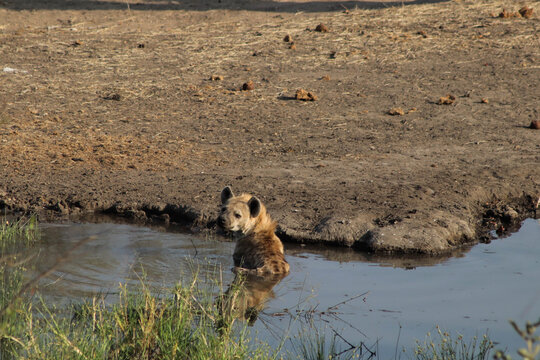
[2,0,448,12]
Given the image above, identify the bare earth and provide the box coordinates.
[1,0,539,253]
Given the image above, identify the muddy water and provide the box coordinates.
[28,219,540,356]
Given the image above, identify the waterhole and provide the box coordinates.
[25,218,540,356]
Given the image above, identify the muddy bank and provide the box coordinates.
[1,0,539,253]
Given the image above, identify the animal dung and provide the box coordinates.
[438,94,456,105]
[498,6,533,18]
[103,93,121,101]
[388,107,405,116]
[295,89,318,101]
[529,120,540,129]
[315,23,329,32]
[519,6,534,18]
[242,80,254,91]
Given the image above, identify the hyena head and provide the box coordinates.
[218,186,261,234]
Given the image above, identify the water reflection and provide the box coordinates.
[285,243,471,269]
[30,223,235,303]
[217,272,287,328]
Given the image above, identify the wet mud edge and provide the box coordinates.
[1,191,538,255]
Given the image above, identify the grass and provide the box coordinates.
[3,283,274,360]
[413,326,493,360]
[288,323,375,360]
[0,216,39,356]
[494,319,540,360]
[0,216,39,252]
[0,216,39,311]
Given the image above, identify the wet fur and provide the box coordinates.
[218,187,290,276]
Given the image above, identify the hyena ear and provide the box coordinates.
[221,186,234,204]
[247,197,261,218]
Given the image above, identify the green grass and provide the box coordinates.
[288,324,372,360]
[0,216,40,356]
[413,326,493,360]
[0,216,39,313]
[1,245,275,360]
[0,216,39,252]
[3,283,274,360]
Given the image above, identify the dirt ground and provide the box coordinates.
[1,0,539,254]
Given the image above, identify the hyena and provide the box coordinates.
[217,186,290,276]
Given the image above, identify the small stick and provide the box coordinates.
[328,291,369,310]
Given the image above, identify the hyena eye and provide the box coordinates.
[234,213,242,219]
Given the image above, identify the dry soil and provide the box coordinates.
[1,0,539,253]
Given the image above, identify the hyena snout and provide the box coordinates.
[218,213,237,231]
[217,215,227,228]
[217,216,227,229]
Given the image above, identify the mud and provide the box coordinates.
[1,0,539,253]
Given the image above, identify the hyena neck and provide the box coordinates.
[251,212,277,236]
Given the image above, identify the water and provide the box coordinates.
[26,218,540,357]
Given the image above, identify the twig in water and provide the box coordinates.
[394,324,402,360]
[330,327,376,359]
[190,236,198,258]
[328,291,369,310]
[327,312,368,338]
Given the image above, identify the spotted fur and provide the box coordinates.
[218,186,290,276]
